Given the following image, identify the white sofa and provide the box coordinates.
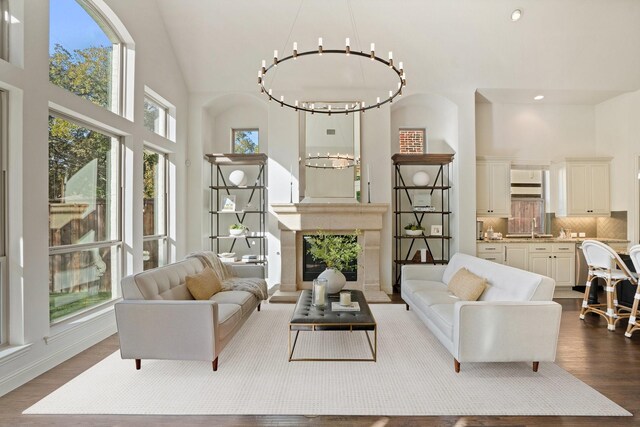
[401,253,562,372]
[115,254,265,371]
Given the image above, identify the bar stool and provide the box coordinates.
[624,245,640,338]
[579,240,636,331]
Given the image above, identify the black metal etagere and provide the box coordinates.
[205,153,267,265]
[392,153,454,292]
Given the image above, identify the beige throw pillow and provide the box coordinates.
[186,267,222,300]
[447,268,487,301]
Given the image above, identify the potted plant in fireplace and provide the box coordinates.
[307,230,362,294]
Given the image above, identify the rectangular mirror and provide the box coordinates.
[298,102,361,202]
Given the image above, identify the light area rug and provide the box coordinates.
[24,303,630,416]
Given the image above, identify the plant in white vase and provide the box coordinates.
[404,222,425,236]
[229,223,248,236]
[307,230,362,294]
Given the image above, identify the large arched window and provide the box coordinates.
[49,0,125,113]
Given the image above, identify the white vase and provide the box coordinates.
[318,268,346,294]
[228,170,247,186]
[412,171,430,186]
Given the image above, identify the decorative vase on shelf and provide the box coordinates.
[228,170,247,186]
[318,268,347,294]
[412,171,430,186]
[404,228,423,236]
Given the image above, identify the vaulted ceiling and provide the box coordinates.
[156,0,640,102]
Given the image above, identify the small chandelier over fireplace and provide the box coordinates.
[305,153,358,170]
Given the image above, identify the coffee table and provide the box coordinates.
[288,289,377,362]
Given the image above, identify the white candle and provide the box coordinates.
[289,164,293,181]
[367,164,371,182]
[340,291,351,306]
[314,283,325,305]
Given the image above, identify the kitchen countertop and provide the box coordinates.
[478,237,630,244]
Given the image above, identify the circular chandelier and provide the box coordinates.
[258,38,406,115]
[305,153,358,169]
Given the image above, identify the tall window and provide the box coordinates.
[143,148,167,270]
[144,96,168,137]
[49,0,121,112]
[232,129,259,154]
[48,115,121,323]
[0,0,9,62]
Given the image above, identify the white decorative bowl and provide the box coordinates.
[412,171,431,186]
[404,229,424,236]
[229,228,246,236]
[229,170,247,186]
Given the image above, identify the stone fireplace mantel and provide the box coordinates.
[271,203,390,302]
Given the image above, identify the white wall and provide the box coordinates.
[476,103,597,161]
[595,90,640,243]
[0,0,189,396]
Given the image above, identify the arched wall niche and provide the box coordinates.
[203,93,268,154]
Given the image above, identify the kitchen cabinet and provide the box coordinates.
[477,241,575,287]
[476,160,510,217]
[526,243,575,287]
[505,244,528,270]
[477,242,505,264]
[551,158,611,217]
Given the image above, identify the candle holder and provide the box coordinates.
[290,180,293,203]
[367,181,371,203]
[312,278,328,307]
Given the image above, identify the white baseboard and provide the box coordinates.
[0,315,117,397]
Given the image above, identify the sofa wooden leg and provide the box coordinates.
[406,304,410,311]
[532,361,539,372]
[454,358,460,373]
[212,357,218,372]
[135,359,141,370]
[257,303,261,312]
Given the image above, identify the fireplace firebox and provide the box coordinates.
[302,235,357,282]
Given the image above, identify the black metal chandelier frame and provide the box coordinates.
[304,153,359,169]
[258,45,406,115]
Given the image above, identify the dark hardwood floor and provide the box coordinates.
[1,295,639,426]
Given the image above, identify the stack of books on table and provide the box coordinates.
[241,254,259,263]
[220,256,237,263]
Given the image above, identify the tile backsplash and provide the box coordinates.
[479,211,627,239]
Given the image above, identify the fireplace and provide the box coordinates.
[302,235,357,282]
[271,202,390,302]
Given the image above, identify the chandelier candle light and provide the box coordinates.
[258,37,407,115]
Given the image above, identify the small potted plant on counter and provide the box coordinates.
[229,223,248,236]
[404,223,425,236]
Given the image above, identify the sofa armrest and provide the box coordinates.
[115,300,218,361]
[229,264,265,278]
[453,301,562,363]
[401,264,447,282]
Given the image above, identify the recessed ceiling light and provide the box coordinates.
[534,95,544,101]
[511,9,523,21]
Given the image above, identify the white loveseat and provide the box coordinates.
[115,253,265,371]
[401,253,562,372]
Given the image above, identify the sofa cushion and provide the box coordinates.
[210,291,256,315]
[447,268,487,301]
[428,303,455,340]
[403,279,447,295]
[443,253,543,302]
[414,289,460,307]
[217,304,242,340]
[186,267,222,300]
[127,258,203,300]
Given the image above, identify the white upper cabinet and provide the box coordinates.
[551,158,611,217]
[476,160,511,217]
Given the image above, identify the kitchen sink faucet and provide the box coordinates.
[531,218,537,238]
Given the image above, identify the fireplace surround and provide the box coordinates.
[271,203,390,302]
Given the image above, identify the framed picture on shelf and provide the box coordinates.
[430,224,443,236]
[221,194,236,212]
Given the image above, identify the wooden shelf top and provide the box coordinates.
[205,153,268,165]
[392,153,454,165]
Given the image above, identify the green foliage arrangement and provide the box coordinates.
[404,222,425,231]
[230,223,248,230]
[307,230,362,271]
